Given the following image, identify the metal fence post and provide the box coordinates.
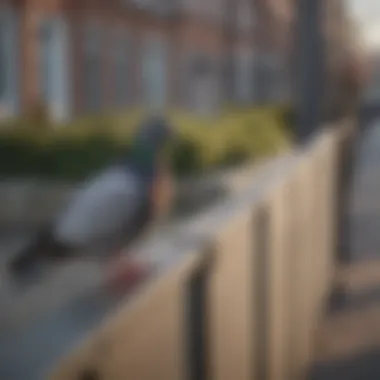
[294,0,324,143]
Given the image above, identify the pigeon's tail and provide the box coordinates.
[9,227,72,279]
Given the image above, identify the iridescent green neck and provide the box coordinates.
[129,142,157,173]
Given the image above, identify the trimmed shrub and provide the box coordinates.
[0,108,292,180]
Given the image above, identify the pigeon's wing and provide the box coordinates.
[53,168,147,250]
[120,199,153,247]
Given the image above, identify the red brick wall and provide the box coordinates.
[5,0,264,116]
[10,0,68,114]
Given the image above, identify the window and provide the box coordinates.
[115,49,129,106]
[83,24,103,112]
[237,0,254,31]
[113,31,130,107]
[186,52,219,115]
[0,21,6,99]
[235,49,253,103]
[39,21,54,103]
[0,8,18,116]
[37,17,71,121]
[142,37,167,110]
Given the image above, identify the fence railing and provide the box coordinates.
[49,125,342,380]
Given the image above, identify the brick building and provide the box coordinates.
[1,0,356,123]
[249,0,294,103]
[0,0,267,122]
[254,0,364,108]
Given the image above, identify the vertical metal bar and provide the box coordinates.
[254,206,270,380]
[286,181,298,379]
[186,252,213,380]
[294,0,324,143]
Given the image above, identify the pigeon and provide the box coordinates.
[8,116,176,283]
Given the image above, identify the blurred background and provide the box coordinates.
[0,0,371,182]
[0,0,369,120]
[0,0,379,380]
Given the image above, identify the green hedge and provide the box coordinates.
[0,108,293,181]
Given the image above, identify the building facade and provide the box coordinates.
[245,0,293,104]
[4,0,354,122]
[1,0,294,121]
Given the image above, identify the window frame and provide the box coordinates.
[112,27,130,108]
[141,35,168,110]
[0,13,8,101]
[83,21,104,112]
[0,6,19,116]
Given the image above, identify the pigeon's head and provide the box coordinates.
[127,116,177,177]
[133,115,177,155]
[135,116,175,148]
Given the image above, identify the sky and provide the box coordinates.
[348,0,380,50]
